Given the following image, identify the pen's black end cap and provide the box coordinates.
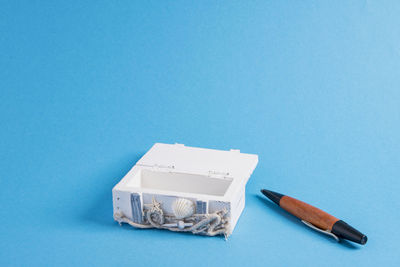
[332,220,368,245]
[260,189,284,206]
[360,235,368,245]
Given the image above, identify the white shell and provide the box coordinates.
[172,198,195,219]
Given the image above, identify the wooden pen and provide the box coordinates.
[261,189,367,245]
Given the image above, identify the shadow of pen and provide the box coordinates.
[255,194,360,250]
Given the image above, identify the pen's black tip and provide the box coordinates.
[260,189,284,206]
[260,189,267,195]
[360,235,368,245]
[331,220,368,245]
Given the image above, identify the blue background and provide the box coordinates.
[1,1,399,266]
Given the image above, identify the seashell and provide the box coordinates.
[172,198,195,219]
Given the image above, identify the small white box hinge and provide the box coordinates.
[208,170,232,179]
[138,164,175,172]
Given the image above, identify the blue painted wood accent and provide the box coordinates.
[131,193,143,223]
[196,200,207,214]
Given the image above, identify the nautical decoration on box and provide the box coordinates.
[112,143,258,238]
[114,198,230,237]
[172,198,195,219]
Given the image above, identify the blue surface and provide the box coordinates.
[1,1,399,266]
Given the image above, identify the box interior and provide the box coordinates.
[130,169,232,197]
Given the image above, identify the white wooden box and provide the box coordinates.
[113,143,258,237]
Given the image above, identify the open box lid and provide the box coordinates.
[137,143,258,181]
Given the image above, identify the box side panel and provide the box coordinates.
[229,186,246,233]
[113,189,134,220]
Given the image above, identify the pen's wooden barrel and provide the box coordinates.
[280,196,339,230]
